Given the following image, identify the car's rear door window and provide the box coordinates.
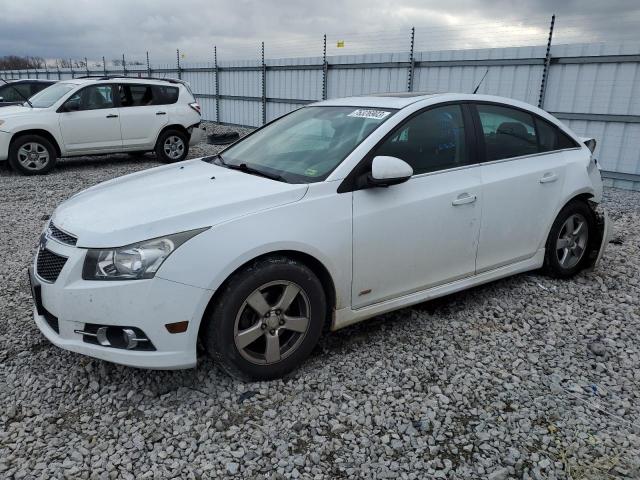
[119,84,154,107]
[476,104,538,161]
[373,104,469,175]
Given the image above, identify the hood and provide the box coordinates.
[0,105,42,118]
[52,159,309,248]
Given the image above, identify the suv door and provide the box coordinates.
[117,84,172,149]
[350,103,482,308]
[58,84,122,152]
[472,103,572,272]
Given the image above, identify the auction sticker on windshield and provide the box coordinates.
[347,109,391,120]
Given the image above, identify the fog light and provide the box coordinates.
[165,321,189,334]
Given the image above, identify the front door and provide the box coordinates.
[58,84,122,152]
[351,103,482,308]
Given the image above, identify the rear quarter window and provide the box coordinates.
[153,86,179,105]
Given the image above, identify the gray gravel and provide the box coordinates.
[1,129,639,479]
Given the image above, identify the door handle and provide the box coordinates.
[540,172,558,183]
[452,193,477,206]
[156,111,167,115]
[106,114,118,118]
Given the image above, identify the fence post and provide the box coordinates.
[70,59,74,78]
[538,14,555,109]
[85,57,89,77]
[44,62,49,79]
[176,49,182,80]
[102,56,107,76]
[56,61,61,80]
[407,27,415,92]
[261,42,266,125]
[214,46,220,123]
[122,54,127,77]
[146,51,151,77]
[322,34,328,100]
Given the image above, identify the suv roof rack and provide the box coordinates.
[75,75,186,85]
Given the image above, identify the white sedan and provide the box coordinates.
[30,93,610,380]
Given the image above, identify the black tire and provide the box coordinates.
[543,200,597,278]
[155,129,189,163]
[203,256,326,381]
[8,135,57,175]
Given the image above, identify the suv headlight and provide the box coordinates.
[82,228,208,280]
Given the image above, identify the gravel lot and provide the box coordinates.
[1,124,639,479]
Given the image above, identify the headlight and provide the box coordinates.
[0,120,5,127]
[82,228,208,280]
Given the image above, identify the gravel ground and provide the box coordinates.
[1,127,639,479]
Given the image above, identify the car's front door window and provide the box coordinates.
[65,85,115,111]
[373,104,469,175]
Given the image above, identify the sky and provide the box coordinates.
[1,0,639,65]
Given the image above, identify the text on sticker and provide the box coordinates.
[348,109,391,120]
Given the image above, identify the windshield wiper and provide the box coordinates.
[209,154,286,182]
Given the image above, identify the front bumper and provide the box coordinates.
[30,237,212,369]
[0,130,11,161]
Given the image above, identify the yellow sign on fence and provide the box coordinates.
[337,40,345,48]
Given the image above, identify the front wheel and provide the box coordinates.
[543,200,597,278]
[155,129,189,163]
[8,135,57,175]
[203,257,326,381]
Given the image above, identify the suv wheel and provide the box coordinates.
[543,200,597,278]
[203,256,326,381]
[8,135,57,175]
[155,129,189,163]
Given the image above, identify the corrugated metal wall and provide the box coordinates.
[4,42,640,189]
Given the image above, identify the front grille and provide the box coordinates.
[49,223,77,246]
[36,249,67,283]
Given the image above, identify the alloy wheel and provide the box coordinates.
[556,213,589,269]
[17,142,50,171]
[163,135,185,160]
[234,280,311,365]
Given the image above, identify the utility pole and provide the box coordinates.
[407,27,416,92]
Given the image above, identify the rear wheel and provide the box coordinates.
[8,135,57,175]
[155,129,189,163]
[543,200,596,278]
[203,257,326,381]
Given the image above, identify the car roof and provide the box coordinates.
[6,79,56,83]
[57,76,185,87]
[312,92,549,114]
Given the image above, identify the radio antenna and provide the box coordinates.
[473,68,489,94]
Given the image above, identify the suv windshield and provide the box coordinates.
[218,106,396,183]
[29,83,75,108]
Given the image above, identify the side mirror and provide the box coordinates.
[367,156,413,187]
[63,99,80,112]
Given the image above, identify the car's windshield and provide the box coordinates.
[218,106,396,183]
[28,83,75,108]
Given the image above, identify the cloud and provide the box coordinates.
[0,0,638,65]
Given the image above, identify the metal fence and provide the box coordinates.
[4,21,640,190]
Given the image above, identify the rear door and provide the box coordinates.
[473,103,570,272]
[58,84,122,152]
[351,103,482,308]
[117,84,171,149]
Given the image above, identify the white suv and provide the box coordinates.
[0,76,204,174]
